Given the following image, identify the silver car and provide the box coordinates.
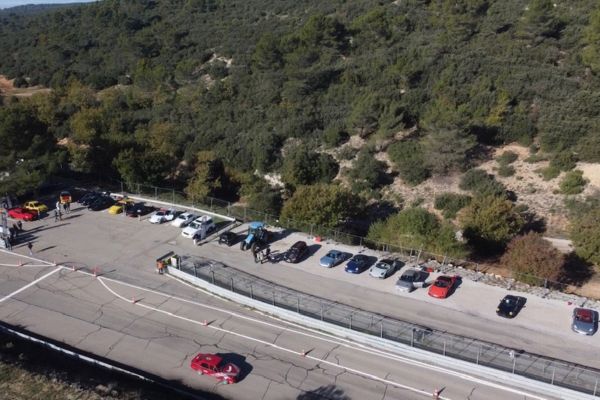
[572,308,598,335]
[396,269,429,292]
[369,259,402,279]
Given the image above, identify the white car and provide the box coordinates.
[181,215,216,239]
[149,209,179,224]
[171,212,197,228]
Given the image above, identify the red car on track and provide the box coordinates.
[428,275,458,299]
[7,207,36,221]
[190,353,240,384]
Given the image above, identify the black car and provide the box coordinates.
[496,295,527,318]
[88,196,115,211]
[218,231,238,246]
[79,192,101,206]
[126,202,154,217]
[284,241,308,263]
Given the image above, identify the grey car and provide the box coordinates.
[395,269,429,292]
[572,308,598,335]
[369,259,403,279]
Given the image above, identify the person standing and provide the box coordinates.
[27,241,33,256]
[17,221,23,232]
[54,209,59,222]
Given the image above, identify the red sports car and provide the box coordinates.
[428,275,458,299]
[190,353,240,384]
[7,207,36,221]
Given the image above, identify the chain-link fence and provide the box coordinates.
[174,255,600,396]
[96,179,581,294]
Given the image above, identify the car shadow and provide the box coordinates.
[306,244,322,258]
[449,276,463,297]
[218,353,253,382]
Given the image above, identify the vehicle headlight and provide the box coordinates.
[509,312,513,315]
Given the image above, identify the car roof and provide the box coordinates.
[194,353,222,366]
[292,241,306,248]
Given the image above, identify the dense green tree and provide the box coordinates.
[459,169,506,197]
[346,149,387,192]
[185,151,226,200]
[281,144,338,187]
[571,208,600,265]
[434,193,472,219]
[367,207,466,257]
[460,195,525,251]
[583,5,600,73]
[387,140,430,185]
[423,128,477,175]
[279,184,361,228]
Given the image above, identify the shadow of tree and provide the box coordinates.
[297,385,351,400]
[560,252,595,287]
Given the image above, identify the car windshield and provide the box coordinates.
[326,252,337,258]
[401,272,415,282]
[435,278,450,287]
[504,297,516,306]
[189,221,201,229]
[576,310,593,322]
[155,211,165,216]
[376,262,390,271]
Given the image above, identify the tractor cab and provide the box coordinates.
[240,221,270,251]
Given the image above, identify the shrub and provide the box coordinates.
[434,193,472,219]
[387,141,430,185]
[497,164,516,177]
[571,208,600,265]
[460,195,525,252]
[501,232,564,285]
[346,149,387,191]
[559,170,588,195]
[280,184,362,229]
[550,152,577,172]
[537,165,560,181]
[497,151,518,165]
[524,154,547,163]
[323,126,349,148]
[337,146,358,160]
[459,169,506,197]
[281,144,339,187]
[367,207,467,258]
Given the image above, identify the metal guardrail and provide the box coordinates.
[174,255,600,397]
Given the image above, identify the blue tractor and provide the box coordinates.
[240,221,271,252]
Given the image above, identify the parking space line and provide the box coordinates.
[0,266,62,303]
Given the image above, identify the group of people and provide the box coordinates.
[54,200,71,222]
[4,221,24,250]
[252,245,272,264]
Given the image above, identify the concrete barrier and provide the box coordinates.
[168,266,598,400]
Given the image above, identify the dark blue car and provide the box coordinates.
[344,254,370,274]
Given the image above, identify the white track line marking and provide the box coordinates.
[0,249,549,399]
[0,266,62,303]
[97,277,441,399]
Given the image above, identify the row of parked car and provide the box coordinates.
[260,238,599,335]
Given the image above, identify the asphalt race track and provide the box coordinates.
[0,203,574,400]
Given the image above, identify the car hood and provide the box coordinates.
[320,256,334,265]
[429,286,448,297]
[370,267,387,277]
[182,226,197,235]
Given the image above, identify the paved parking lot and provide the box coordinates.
[0,201,560,400]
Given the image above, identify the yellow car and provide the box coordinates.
[108,198,134,215]
[23,200,48,214]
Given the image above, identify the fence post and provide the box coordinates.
[443,341,446,356]
[272,291,275,306]
[193,265,197,277]
[359,237,363,248]
[593,378,598,396]
[349,314,352,330]
[512,357,516,374]
[297,297,300,313]
[411,329,414,347]
[137,183,140,195]
[250,285,253,299]
[477,345,481,364]
[172,189,175,205]
[244,207,247,222]
[380,320,383,338]
[230,277,234,292]
[210,197,213,211]
[154,186,158,199]
[320,302,323,321]
[211,271,215,284]
[551,367,555,385]
[544,278,548,289]
[120,181,123,193]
